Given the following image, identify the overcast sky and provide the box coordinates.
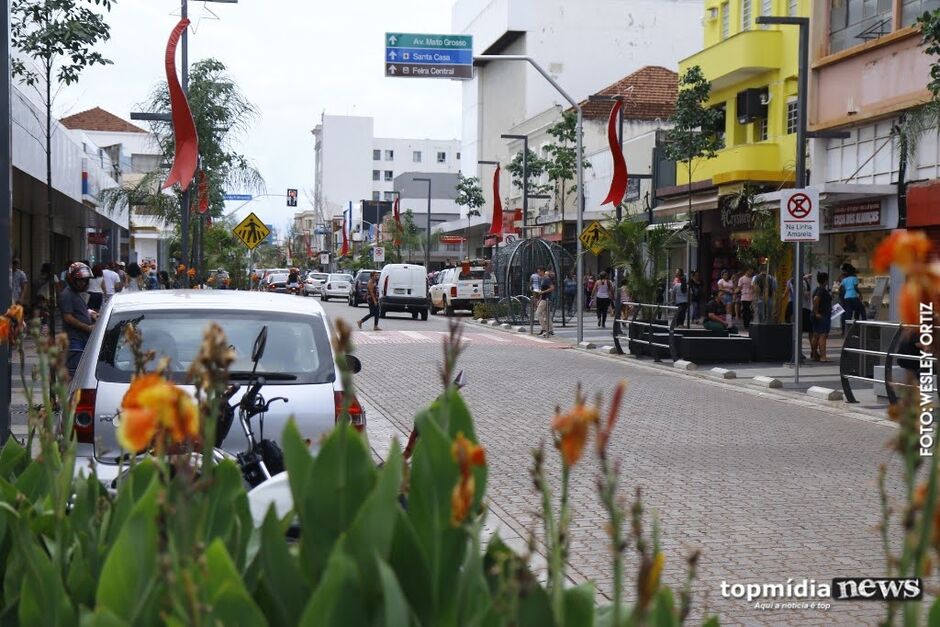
[60,0,463,231]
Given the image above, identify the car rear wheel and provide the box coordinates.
[420,309,429,321]
[430,304,439,315]
[321,294,328,302]
[445,302,455,317]
[411,311,418,320]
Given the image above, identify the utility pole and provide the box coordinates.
[0,0,12,443]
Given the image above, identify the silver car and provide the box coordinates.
[69,290,365,484]
[320,273,353,302]
[304,272,329,296]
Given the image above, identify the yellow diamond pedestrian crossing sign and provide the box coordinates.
[579,221,608,255]
[233,212,270,250]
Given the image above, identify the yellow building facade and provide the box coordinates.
[676,0,806,196]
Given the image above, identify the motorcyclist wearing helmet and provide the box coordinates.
[287,268,300,295]
[59,262,97,376]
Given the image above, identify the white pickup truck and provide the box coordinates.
[429,266,496,316]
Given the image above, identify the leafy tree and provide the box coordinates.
[101,58,266,267]
[600,218,680,319]
[664,65,724,222]
[455,173,485,259]
[894,11,940,177]
[730,186,788,322]
[505,149,552,196]
[543,111,591,221]
[11,0,115,336]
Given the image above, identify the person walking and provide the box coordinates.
[717,270,734,324]
[535,269,555,336]
[530,267,543,294]
[671,269,689,327]
[688,270,702,324]
[619,277,633,320]
[738,267,755,329]
[753,266,778,323]
[592,271,613,328]
[159,270,172,290]
[811,272,833,362]
[584,272,595,311]
[731,270,743,323]
[87,264,105,311]
[563,272,577,316]
[356,271,382,331]
[59,262,96,377]
[840,263,866,333]
[124,262,143,293]
[101,262,122,305]
[9,257,28,309]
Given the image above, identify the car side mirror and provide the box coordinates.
[346,355,362,374]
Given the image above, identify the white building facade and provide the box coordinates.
[312,113,461,219]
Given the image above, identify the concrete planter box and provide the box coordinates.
[748,323,792,362]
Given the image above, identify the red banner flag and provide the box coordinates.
[601,99,628,207]
[392,196,402,246]
[486,164,503,240]
[340,215,350,257]
[197,170,209,213]
[162,19,199,192]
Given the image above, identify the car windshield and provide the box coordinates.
[311,273,328,282]
[96,309,336,385]
[268,273,289,283]
[329,274,353,282]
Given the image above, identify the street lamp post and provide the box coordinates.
[476,54,586,344]
[414,177,432,269]
[0,0,12,443]
[756,15,807,383]
[501,134,529,239]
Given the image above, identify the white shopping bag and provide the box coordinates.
[830,302,845,321]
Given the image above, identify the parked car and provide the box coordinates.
[429,265,496,315]
[321,273,353,302]
[348,269,379,307]
[69,290,365,486]
[377,263,429,320]
[304,272,329,296]
[263,272,289,293]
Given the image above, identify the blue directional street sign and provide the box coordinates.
[224,194,253,201]
[384,32,473,80]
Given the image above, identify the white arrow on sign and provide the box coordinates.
[388,50,397,60]
[388,65,397,75]
[388,35,398,45]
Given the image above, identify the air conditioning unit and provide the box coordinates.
[736,88,768,124]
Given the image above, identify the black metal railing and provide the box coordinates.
[840,319,938,404]
[612,302,679,362]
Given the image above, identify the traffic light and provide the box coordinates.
[287,188,298,207]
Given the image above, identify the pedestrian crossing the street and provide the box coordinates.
[352,329,560,347]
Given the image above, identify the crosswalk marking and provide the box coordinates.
[471,332,508,342]
[400,330,433,341]
[515,334,551,344]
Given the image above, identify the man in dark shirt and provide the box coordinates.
[59,262,96,376]
[535,270,555,336]
[704,290,733,335]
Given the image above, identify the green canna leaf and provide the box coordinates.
[298,545,368,627]
[258,507,309,625]
[202,539,268,627]
[376,557,410,627]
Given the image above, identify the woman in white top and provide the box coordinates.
[716,269,735,322]
[591,272,613,328]
[87,263,104,310]
[123,262,142,293]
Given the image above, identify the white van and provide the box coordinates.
[378,263,429,321]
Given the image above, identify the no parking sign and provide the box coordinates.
[373,246,385,263]
[779,187,820,242]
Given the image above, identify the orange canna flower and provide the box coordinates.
[873,230,932,273]
[6,304,23,325]
[642,552,666,601]
[900,281,924,325]
[118,373,200,451]
[117,406,159,452]
[552,402,600,467]
[188,268,197,278]
[0,317,10,345]
[450,432,486,526]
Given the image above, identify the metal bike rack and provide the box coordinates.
[839,319,938,404]
[612,302,679,362]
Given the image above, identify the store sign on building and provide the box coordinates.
[719,200,752,231]
[830,200,881,229]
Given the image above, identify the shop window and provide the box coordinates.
[829,0,894,55]
[711,103,727,146]
[903,0,940,27]
[383,191,394,200]
[372,170,380,181]
[372,149,381,161]
[757,118,769,142]
[385,149,394,160]
[384,170,394,181]
[786,99,798,135]
[741,0,752,31]
[787,0,799,16]
[437,151,447,163]
[721,2,730,39]
[758,0,772,28]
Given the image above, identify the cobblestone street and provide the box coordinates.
[327,302,904,626]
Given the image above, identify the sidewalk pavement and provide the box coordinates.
[7,336,41,440]
[475,315,892,420]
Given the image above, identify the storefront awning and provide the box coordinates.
[652,190,719,217]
